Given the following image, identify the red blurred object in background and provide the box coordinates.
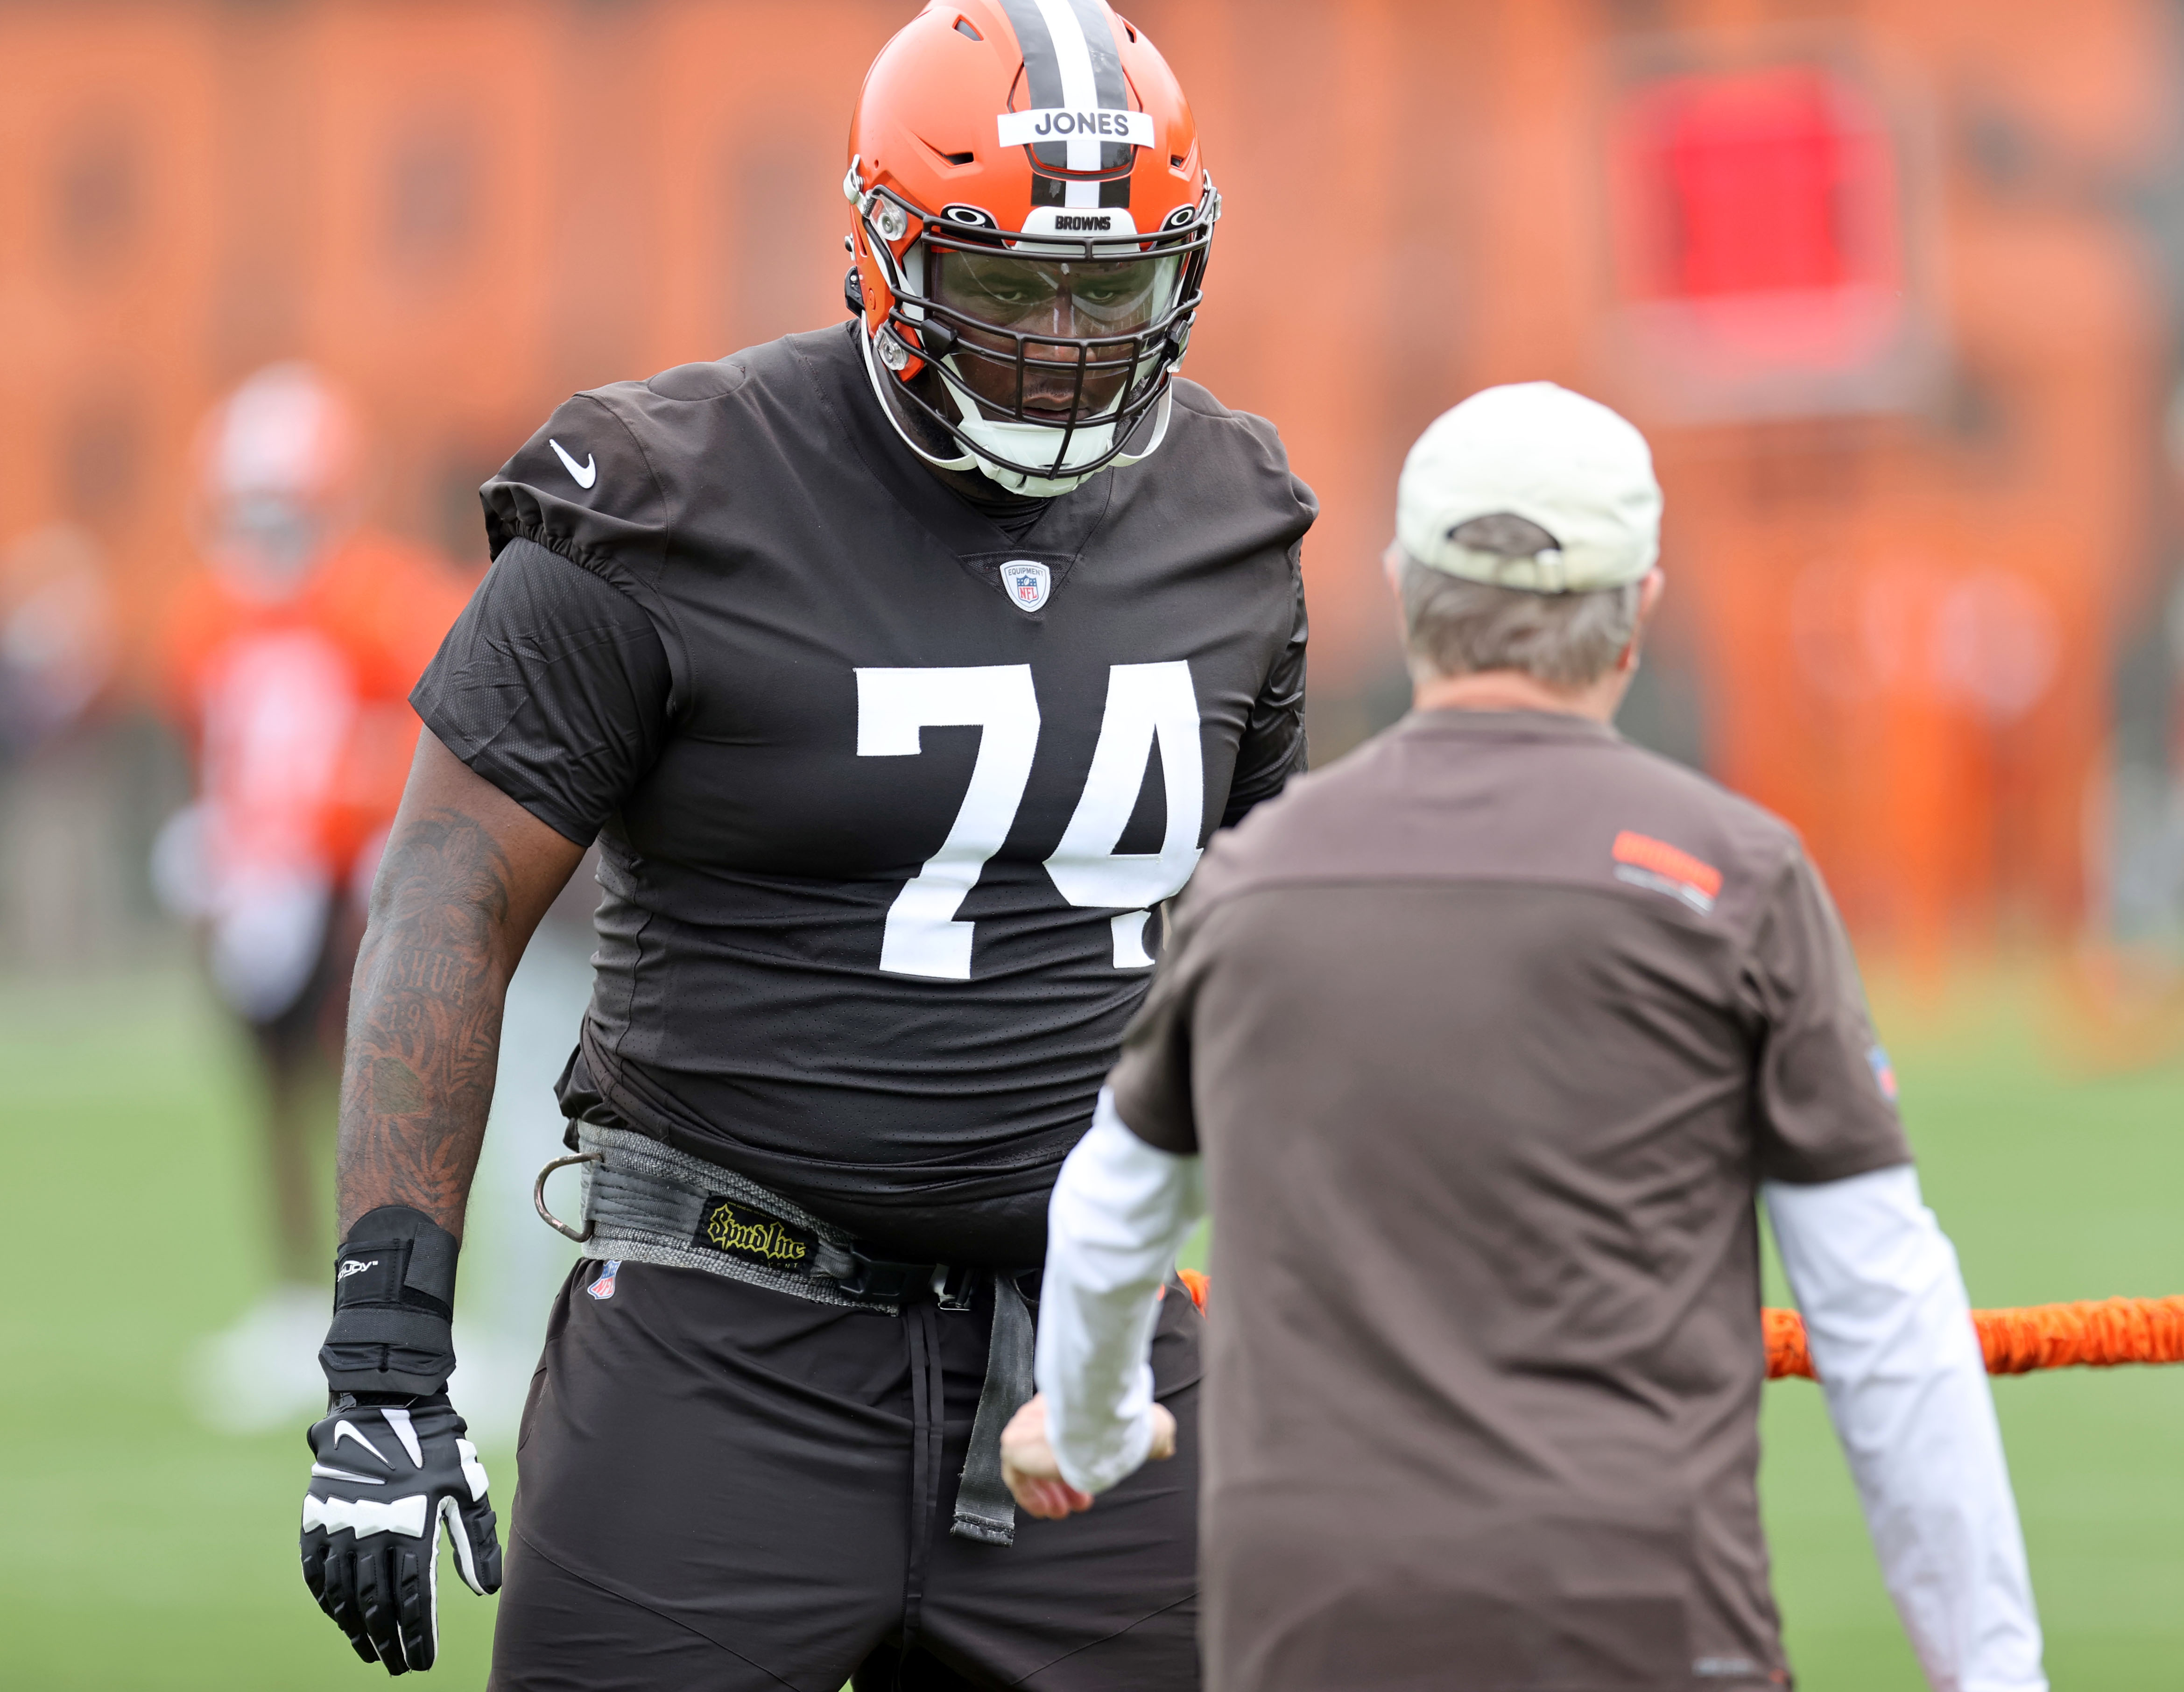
[1644,66,1889,300]
[1610,60,1923,412]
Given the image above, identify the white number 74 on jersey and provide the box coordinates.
[855,663,1204,981]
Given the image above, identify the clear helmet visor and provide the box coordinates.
[927,248,1184,425]
[933,248,1182,334]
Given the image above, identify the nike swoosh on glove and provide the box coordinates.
[300,1395,502,1674]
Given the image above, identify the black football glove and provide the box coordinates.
[305,1206,492,1674]
[301,1393,502,1673]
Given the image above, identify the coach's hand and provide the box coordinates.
[1001,1392,1177,1520]
[301,1394,502,1673]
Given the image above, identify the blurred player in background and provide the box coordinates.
[0,523,121,964]
[158,363,470,1431]
[0,523,115,760]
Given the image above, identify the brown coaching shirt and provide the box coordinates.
[1107,708,1910,1692]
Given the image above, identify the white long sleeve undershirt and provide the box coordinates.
[1765,1166,2045,1692]
[1038,1102,2047,1692]
[1036,1089,1205,1495]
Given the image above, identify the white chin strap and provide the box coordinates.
[858,323,1173,497]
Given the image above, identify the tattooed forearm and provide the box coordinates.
[336,811,519,1237]
[381,947,478,998]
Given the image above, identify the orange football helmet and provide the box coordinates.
[846,0,1219,494]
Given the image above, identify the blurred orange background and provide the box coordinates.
[14,10,2184,1686]
[6,0,2184,959]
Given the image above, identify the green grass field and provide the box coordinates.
[4,963,2182,1688]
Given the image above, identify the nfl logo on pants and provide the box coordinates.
[1004,561,1051,613]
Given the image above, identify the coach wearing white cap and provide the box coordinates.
[1003,384,2047,1692]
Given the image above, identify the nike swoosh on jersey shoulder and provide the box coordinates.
[484,388,675,578]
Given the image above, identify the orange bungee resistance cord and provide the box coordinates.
[1177,1271,2184,1382]
[1763,1295,2184,1381]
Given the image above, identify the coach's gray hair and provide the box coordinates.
[1399,549,1642,689]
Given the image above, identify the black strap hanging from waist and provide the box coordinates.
[899,1300,948,1663]
[950,1270,1037,1545]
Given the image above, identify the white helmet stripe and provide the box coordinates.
[1029,0,1106,175]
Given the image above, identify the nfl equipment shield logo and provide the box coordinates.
[1003,561,1051,614]
[587,1260,621,1300]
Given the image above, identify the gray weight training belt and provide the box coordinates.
[563,1121,1036,1545]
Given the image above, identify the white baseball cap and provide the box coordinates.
[1395,381,1662,593]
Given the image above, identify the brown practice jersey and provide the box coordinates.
[414,322,1314,1265]
[1108,708,1911,1692]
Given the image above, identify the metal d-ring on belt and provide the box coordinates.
[533,1121,1036,1547]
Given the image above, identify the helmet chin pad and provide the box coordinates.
[854,315,1176,499]
[942,377,1117,496]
